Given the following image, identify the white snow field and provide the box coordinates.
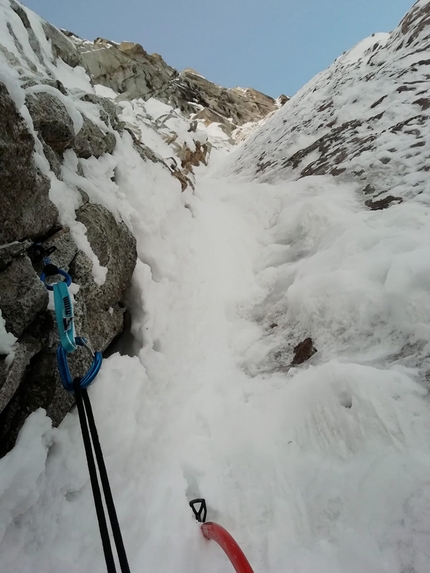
[2,163,430,573]
[1,0,430,571]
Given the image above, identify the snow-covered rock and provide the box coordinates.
[228,0,430,208]
[0,0,272,454]
[0,82,57,244]
[67,32,284,134]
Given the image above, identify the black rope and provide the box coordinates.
[82,388,131,573]
[74,378,130,572]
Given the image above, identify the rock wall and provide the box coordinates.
[0,83,57,245]
[0,0,141,455]
[0,0,278,455]
[0,77,138,455]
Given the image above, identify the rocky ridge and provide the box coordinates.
[61,32,286,136]
[229,0,430,210]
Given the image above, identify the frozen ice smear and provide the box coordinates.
[1,1,430,572]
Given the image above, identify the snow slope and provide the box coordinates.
[227,0,430,208]
[3,164,430,573]
[1,0,430,572]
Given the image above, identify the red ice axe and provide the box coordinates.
[190,499,255,573]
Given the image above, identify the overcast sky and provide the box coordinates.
[21,0,413,97]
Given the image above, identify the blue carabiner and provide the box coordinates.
[40,264,72,291]
[39,257,75,352]
[53,281,77,353]
[57,337,103,392]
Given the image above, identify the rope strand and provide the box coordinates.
[82,388,131,573]
[73,378,118,573]
[34,243,130,573]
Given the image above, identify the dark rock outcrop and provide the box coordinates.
[167,69,278,127]
[0,256,48,338]
[72,203,137,351]
[0,82,58,244]
[42,21,80,68]
[25,90,75,153]
[0,240,32,272]
[0,213,136,456]
[72,115,116,159]
[0,336,42,415]
[80,93,123,130]
[291,338,317,365]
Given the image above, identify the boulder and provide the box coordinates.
[0,336,42,415]
[42,22,80,68]
[0,350,73,458]
[70,203,137,351]
[72,114,116,159]
[74,203,137,307]
[40,136,63,178]
[74,37,176,100]
[0,210,137,456]
[25,90,75,153]
[41,227,79,272]
[22,77,68,95]
[291,338,318,365]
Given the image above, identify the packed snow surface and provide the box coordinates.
[1,0,430,572]
[2,161,430,572]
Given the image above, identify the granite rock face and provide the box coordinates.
[0,83,58,244]
[0,256,48,338]
[42,21,80,68]
[0,218,136,456]
[67,34,285,133]
[0,18,137,454]
[72,203,137,351]
[25,90,75,153]
[72,115,117,159]
[73,37,177,100]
